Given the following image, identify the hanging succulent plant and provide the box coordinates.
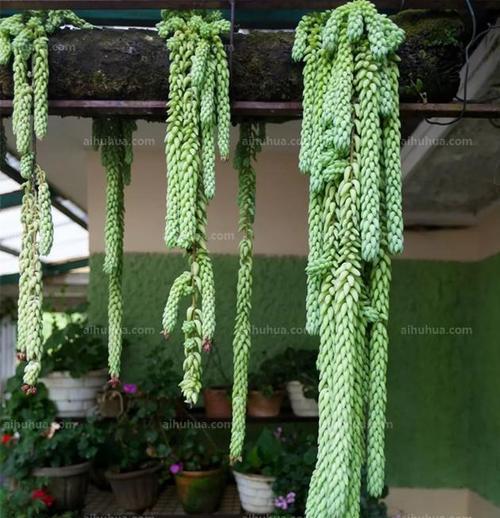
[293,1,405,516]
[93,118,136,387]
[157,10,230,406]
[229,122,265,463]
[0,11,91,393]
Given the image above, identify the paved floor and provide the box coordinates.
[83,484,242,517]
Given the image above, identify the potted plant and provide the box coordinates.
[232,427,285,514]
[202,342,232,418]
[271,431,390,518]
[247,353,287,417]
[39,308,108,418]
[277,348,319,417]
[168,429,226,514]
[0,367,103,512]
[272,432,317,515]
[105,348,178,512]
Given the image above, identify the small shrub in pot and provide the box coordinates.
[169,429,226,514]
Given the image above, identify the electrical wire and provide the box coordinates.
[424,0,499,126]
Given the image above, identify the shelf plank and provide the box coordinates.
[1,0,499,9]
[1,100,499,120]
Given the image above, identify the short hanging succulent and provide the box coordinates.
[229,122,265,464]
[157,10,230,406]
[93,119,136,387]
[0,10,90,393]
[293,1,405,517]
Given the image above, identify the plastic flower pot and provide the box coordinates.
[41,369,107,418]
[233,470,276,514]
[32,461,91,511]
[175,467,225,514]
[105,463,162,512]
[203,387,232,418]
[286,381,319,417]
[247,390,284,417]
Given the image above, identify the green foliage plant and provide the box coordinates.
[0,11,90,393]
[157,10,231,406]
[292,1,405,516]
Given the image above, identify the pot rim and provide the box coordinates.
[105,462,162,481]
[232,469,276,483]
[204,386,231,392]
[41,368,107,379]
[33,461,91,477]
[176,466,224,479]
[248,389,285,397]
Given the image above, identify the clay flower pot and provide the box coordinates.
[203,387,232,418]
[175,467,225,514]
[247,389,284,417]
[32,461,91,511]
[105,463,162,512]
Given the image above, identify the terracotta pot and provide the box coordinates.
[33,461,90,511]
[105,463,162,512]
[203,387,232,418]
[175,467,225,514]
[247,390,284,417]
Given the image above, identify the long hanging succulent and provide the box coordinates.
[157,10,230,406]
[293,1,405,517]
[229,122,265,463]
[0,11,90,393]
[93,119,136,387]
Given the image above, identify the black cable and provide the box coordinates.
[424,0,477,126]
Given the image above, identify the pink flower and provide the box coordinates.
[202,339,212,353]
[169,462,183,475]
[123,383,137,394]
[274,496,288,510]
[273,426,283,439]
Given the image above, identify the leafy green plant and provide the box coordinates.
[248,352,288,397]
[271,431,389,518]
[272,432,317,516]
[107,347,179,473]
[169,429,223,473]
[272,347,319,399]
[233,427,285,477]
[41,312,107,378]
[1,366,105,484]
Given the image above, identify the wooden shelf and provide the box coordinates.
[1,100,499,120]
[1,0,499,10]
[176,407,318,423]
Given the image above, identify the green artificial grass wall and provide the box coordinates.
[466,253,500,505]
[88,252,499,504]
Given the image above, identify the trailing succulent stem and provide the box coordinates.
[158,10,230,405]
[93,118,136,387]
[229,122,265,464]
[293,1,404,516]
[0,10,90,392]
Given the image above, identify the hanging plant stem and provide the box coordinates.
[157,10,230,406]
[0,11,90,393]
[229,122,265,464]
[293,1,405,516]
[93,118,136,387]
